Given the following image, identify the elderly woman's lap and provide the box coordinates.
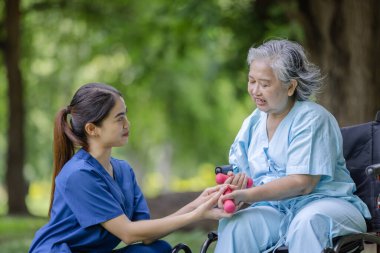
[215,206,284,253]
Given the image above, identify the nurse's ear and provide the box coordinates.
[84,123,99,137]
[288,79,298,97]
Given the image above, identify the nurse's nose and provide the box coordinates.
[123,117,130,129]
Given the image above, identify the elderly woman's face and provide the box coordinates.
[248,59,294,116]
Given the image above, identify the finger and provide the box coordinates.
[217,195,224,209]
[236,201,245,211]
[225,184,238,190]
[212,208,233,219]
[236,174,246,189]
[212,184,225,192]
[204,185,221,195]
[205,189,224,208]
[205,186,225,200]
[220,192,235,202]
[242,176,248,189]
[231,173,243,185]
[224,175,234,184]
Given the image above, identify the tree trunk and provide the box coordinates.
[4,0,29,215]
[297,0,380,126]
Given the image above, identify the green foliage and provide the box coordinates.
[1,0,304,198]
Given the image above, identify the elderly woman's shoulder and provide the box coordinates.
[295,100,335,122]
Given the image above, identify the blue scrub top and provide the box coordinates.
[229,101,371,219]
[29,149,150,253]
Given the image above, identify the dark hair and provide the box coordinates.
[49,83,122,215]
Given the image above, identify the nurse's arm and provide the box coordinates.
[223,174,321,204]
[101,213,194,245]
[101,187,229,245]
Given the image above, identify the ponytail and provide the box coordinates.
[49,107,75,215]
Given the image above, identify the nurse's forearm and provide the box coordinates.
[167,202,195,217]
[135,214,195,244]
[102,212,198,245]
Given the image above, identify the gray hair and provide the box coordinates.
[247,39,323,101]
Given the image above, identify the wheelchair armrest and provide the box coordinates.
[200,231,218,253]
[365,163,380,177]
[330,233,380,253]
[171,243,192,253]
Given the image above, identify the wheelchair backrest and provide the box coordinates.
[341,111,380,232]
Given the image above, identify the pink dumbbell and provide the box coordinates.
[216,173,253,213]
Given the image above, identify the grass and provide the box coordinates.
[0,216,214,253]
[0,216,47,252]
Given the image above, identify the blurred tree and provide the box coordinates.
[297,0,380,126]
[0,0,377,216]
[1,0,29,214]
[0,0,301,214]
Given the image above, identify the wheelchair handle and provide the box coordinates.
[215,165,233,175]
[365,163,380,177]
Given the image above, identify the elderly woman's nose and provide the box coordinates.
[251,84,261,95]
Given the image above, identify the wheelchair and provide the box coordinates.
[172,111,380,253]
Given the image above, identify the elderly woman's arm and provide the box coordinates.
[221,174,321,204]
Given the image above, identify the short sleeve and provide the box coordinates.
[61,169,124,228]
[286,111,340,179]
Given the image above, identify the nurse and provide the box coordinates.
[214,40,371,253]
[29,83,231,253]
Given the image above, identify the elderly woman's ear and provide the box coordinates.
[288,79,298,97]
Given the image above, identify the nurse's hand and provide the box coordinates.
[190,184,227,209]
[172,185,233,216]
[192,186,233,220]
[224,172,250,190]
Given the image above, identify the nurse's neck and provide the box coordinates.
[88,146,113,173]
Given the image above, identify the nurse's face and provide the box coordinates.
[248,59,296,117]
[96,96,130,148]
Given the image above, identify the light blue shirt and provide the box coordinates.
[229,100,370,219]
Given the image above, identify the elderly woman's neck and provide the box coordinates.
[268,98,296,121]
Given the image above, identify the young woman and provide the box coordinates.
[29,83,230,253]
[215,39,371,253]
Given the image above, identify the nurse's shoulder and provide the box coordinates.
[55,149,95,188]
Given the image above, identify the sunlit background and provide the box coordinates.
[0,0,302,216]
[2,0,379,252]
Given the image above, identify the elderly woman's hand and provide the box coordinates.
[224,172,251,190]
[217,188,248,212]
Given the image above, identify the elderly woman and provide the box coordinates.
[215,40,371,253]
